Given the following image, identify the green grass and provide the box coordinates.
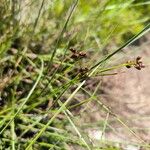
[0,0,150,149]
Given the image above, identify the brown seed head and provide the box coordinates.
[71,53,79,59]
[134,56,145,70]
[69,48,77,53]
[79,52,87,57]
[125,56,145,70]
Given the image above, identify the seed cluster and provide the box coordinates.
[69,47,89,80]
[126,56,145,70]
[69,48,87,60]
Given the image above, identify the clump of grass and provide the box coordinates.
[0,0,150,150]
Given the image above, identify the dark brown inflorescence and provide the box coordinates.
[125,56,145,70]
[69,48,87,60]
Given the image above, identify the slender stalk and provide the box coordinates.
[33,0,46,33]
[48,0,79,68]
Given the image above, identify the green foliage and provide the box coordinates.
[48,0,149,46]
